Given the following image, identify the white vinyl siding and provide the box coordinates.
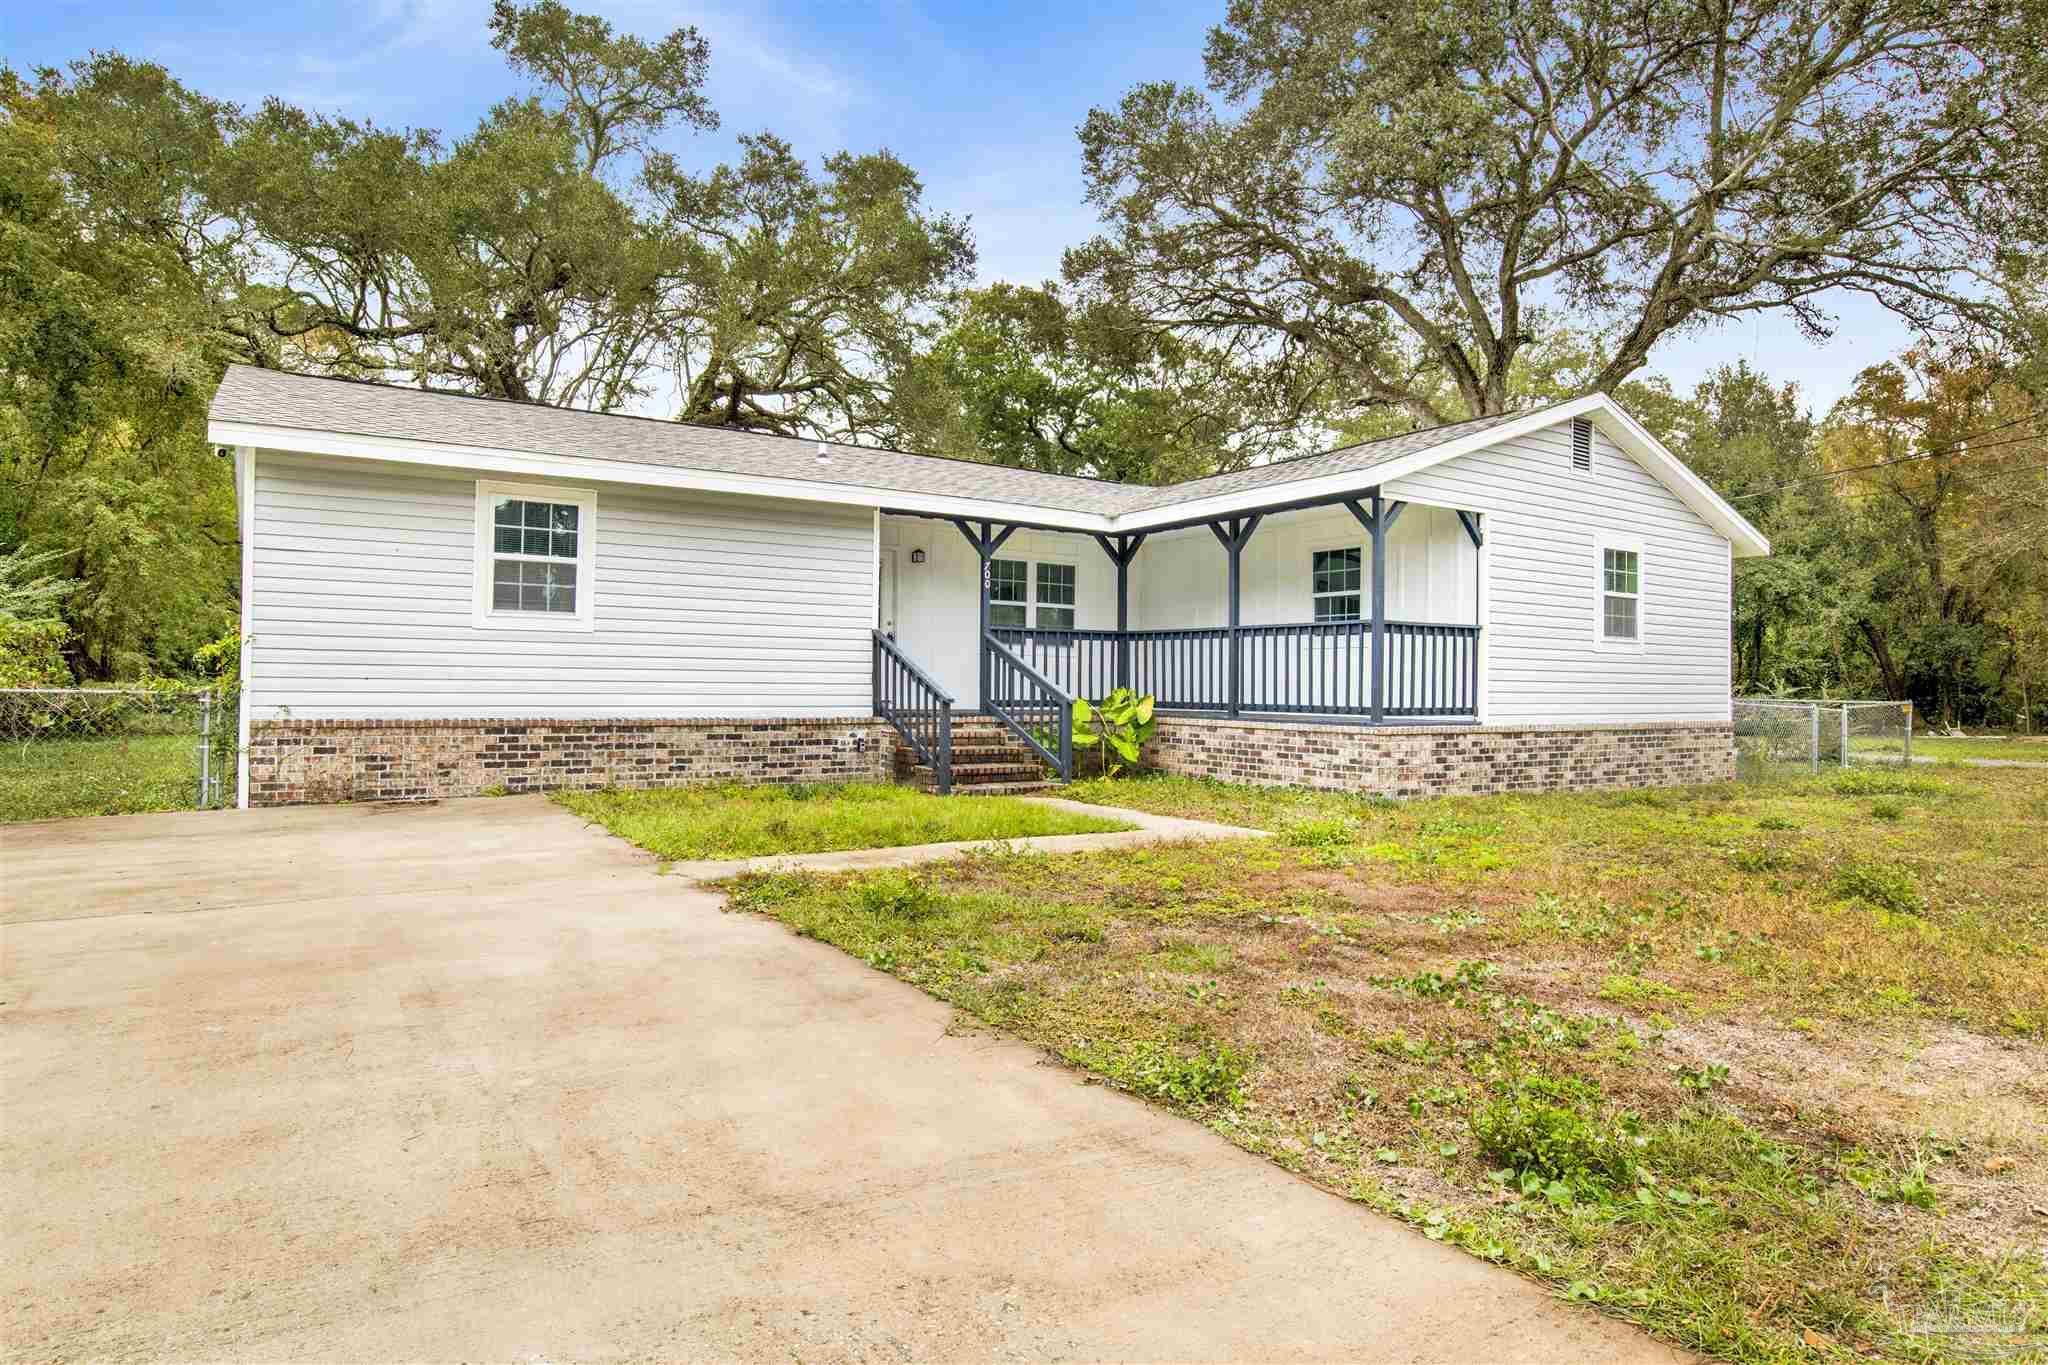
[1129,504,1479,630]
[1386,418,1732,725]
[881,524,1113,706]
[247,451,875,719]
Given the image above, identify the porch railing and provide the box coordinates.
[873,630,953,794]
[991,620,1479,720]
[982,630,1074,781]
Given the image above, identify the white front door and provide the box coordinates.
[877,549,898,637]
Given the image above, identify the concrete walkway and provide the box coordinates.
[1,796,1683,1362]
[664,795,1268,879]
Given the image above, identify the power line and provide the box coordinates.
[1726,414,2044,502]
[1825,456,2048,501]
[1835,458,2048,501]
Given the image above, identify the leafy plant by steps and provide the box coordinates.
[1071,688,1157,778]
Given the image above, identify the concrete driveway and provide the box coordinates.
[2,797,1680,1363]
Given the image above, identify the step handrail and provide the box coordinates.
[873,630,953,795]
[980,629,1074,782]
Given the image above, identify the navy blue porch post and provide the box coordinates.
[1206,516,1262,717]
[1344,493,1404,723]
[1092,533,1146,694]
[952,519,1017,712]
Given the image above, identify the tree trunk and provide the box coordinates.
[1858,619,1905,701]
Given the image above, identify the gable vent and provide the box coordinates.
[1570,417,1594,472]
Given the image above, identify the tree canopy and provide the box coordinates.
[1066,0,2048,425]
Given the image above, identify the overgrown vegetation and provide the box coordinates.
[0,733,200,822]
[555,781,1131,860]
[723,767,2047,1361]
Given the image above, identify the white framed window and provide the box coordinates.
[988,558,1029,628]
[1311,546,1362,623]
[1035,562,1075,628]
[473,480,597,631]
[989,557,1078,630]
[1593,535,1643,649]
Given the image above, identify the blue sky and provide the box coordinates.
[11,0,1914,415]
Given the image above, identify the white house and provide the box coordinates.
[209,364,1768,807]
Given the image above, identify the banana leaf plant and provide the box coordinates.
[1071,688,1157,778]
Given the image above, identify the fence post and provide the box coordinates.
[1808,703,1819,776]
[1901,702,1912,766]
[198,689,212,808]
[1839,704,1850,768]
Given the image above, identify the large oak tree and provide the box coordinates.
[1067,0,2048,424]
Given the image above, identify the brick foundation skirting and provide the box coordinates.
[246,716,891,807]
[1142,717,1735,798]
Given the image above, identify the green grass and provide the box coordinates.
[0,734,203,823]
[1853,733,2048,763]
[721,766,2048,1363]
[554,781,1134,859]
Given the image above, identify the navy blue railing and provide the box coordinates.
[982,630,1074,781]
[873,630,953,794]
[991,620,1479,720]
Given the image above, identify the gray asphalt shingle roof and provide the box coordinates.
[210,364,1544,523]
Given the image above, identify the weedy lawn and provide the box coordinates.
[0,734,203,823]
[555,781,1132,859]
[1854,733,2048,764]
[724,765,2047,1364]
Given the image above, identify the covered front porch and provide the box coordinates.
[872,484,1487,791]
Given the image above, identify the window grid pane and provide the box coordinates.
[989,559,1027,604]
[489,495,583,616]
[1312,547,1363,621]
[1603,593,1638,639]
[1035,562,1075,607]
[493,559,578,614]
[989,603,1027,628]
[1603,548,1639,595]
[495,499,578,563]
[1036,605,1076,629]
[1314,594,1361,624]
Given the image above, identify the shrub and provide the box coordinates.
[1832,861,1926,915]
[0,618,71,688]
[1870,800,1904,821]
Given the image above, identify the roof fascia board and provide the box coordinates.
[214,389,1771,557]
[1114,398,1607,533]
[208,419,1118,534]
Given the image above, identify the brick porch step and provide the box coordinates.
[892,717,1060,796]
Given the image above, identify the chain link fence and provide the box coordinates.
[1734,697,1915,781]
[0,687,226,823]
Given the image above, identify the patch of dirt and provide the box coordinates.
[1101,903,2048,1257]
[1651,1014,2048,1255]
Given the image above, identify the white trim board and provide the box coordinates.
[235,445,254,809]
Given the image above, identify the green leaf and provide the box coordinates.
[1071,697,1093,728]
[1108,734,1141,762]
